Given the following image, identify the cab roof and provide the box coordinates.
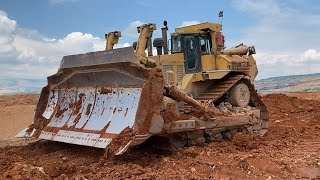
[175,22,222,34]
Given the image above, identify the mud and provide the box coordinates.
[54,107,67,118]
[160,103,179,123]
[100,87,112,94]
[0,93,320,179]
[73,114,81,125]
[135,68,164,134]
[85,103,92,115]
[3,163,50,180]
[72,93,84,115]
[165,85,220,117]
[104,127,134,158]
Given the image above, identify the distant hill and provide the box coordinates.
[255,73,320,93]
[0,79,46,95]
[1,73,320,95]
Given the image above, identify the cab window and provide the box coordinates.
[184,35,199,70]
[200,36,211,54]
[171,35,182,53]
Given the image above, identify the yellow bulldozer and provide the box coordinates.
[17,21,268,155]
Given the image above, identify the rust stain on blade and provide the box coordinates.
[100,87,113,94]
[73,93,85,115]
[42,126,117,139]
[39,86,143,148]
[101,121,111,133]
[55,107,67,118]
[73,114,82,126]
[101,107,105,116]
[86,104,92,115]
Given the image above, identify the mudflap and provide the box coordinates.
[16,47,165,154]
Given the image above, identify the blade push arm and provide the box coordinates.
[136,23,157,67]
[105,31,121,50]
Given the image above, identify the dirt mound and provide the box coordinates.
[0,93,319,179]
[4,162,50,180]
[262,94,320,119]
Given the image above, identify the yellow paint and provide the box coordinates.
[150,53,184,67]
[136,23,157,65]
[243,55,258,80]
[201,55,215,71]
[136,21,258,96]
[216,56,230,70]
[105,31,121,50]
[175,22,222,54]
[175,22,222,33]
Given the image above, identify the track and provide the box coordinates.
[180,74,245,113]
[195,74,244,103]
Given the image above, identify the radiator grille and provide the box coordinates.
[162,64,173,71]
[162,65,174,84]
[176,65,184,82]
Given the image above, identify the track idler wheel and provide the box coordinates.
[229,82,250,107]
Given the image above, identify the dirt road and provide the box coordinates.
[0,93,319,179]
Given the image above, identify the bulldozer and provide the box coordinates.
[16,21,268,155]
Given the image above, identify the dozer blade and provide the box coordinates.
[38,87,143,148]
[17,47,164,153]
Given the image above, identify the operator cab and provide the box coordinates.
[171,34,213,74]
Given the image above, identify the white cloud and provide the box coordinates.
[114,42,131,49]
[233,0,280,16]
[0,10,130,79]
[179,21,200,27]
[0,11,17,56]
[303,49,320,62]
[256,49,320,79]
[120,20,161,47]
[231,0,320,79]
[123,20,145,37]
[233,0,320,53]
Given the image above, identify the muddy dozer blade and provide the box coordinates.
[17,47,164,153]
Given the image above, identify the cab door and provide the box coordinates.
[183,35,202,74]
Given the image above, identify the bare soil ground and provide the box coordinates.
[0,94,38,143]
[0,93,319,179]
[286,92,320,101]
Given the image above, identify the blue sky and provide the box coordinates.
[0,0,244,37]
[0,0,320,82]
[0,0,249,44]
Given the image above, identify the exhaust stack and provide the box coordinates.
[161,21,169,54]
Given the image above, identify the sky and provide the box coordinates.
[0,0,320,80]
